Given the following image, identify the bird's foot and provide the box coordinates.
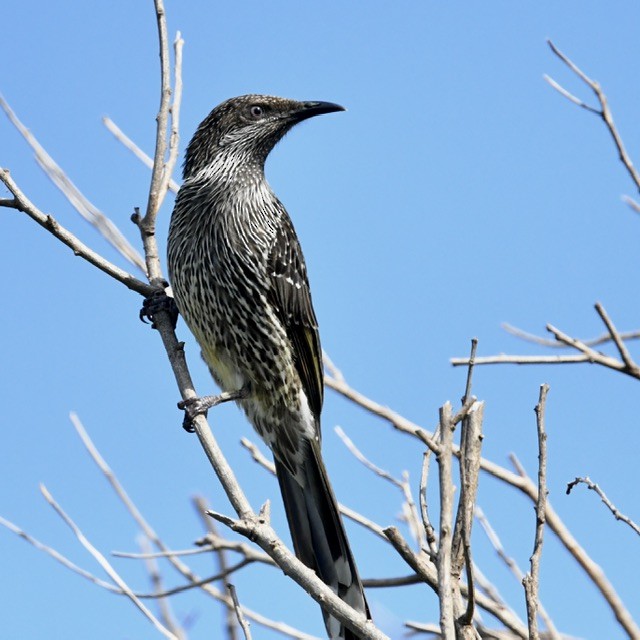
[179,386,250,433]
[140,285,179,330]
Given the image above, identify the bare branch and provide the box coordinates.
[383,527,528,637]
[196,534,275,566]
[322,349,345,383]
[227,583,253,640]
[463,338,478,401]
[622,195,640,214]
[102,116,180,193]
[453,308,640,381]
[420,341,477,560]
[546,322,639,379]
[157,32,183,202]
[193,496,241,640]
[39,484,178,639]
[594,302,640,376]
[145,0,172,218]
[114,546,230,560]
[437,402,455,640]
[0,95,146,272]
[361,574,422,588]
[139,535,186,639]
[203,511,387,640]
[523,384,550,640]
[566,477,640,537]
[451,354,593,367]
[136,1,182,284]
[326,371,640,638]
[546,39,640,192]
[0,169,154,296]
[335,426,424,545]
[71,414,316,639]
[543,74,600,115]
[501,322,640,349]
[475,508,560,638]
[419,450,438,557]
[335,426,403,489]
[452,402,484,629]
[0,514,116,591]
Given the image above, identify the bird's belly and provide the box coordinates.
[198,338,247,393]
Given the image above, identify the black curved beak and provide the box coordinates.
[292,100,346,122]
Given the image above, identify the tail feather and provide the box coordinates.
[275,442,370,640]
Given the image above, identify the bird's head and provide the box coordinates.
[183,94,345,180]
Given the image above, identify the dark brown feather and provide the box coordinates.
[268,212,324,424]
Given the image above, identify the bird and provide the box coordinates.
[167,95,370,639]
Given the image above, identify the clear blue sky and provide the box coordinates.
[2,2,639,639]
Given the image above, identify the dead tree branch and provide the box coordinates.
[566,477,640,537]
[325,370,640,638]
[39,484,178,639]
[0,95,146,272]
[544,39,640,195]
[522,385,550,640]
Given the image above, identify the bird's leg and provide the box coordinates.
[179,385,250,432]
[140,284,179,330]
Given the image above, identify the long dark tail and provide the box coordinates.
[275,442,370,640]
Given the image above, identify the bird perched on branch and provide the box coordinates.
[167,95,370,639]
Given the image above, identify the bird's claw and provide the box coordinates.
[140,287,179,330]
[178,396,211,432]
[178,386,251,433]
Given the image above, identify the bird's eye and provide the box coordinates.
[249,105,264,119]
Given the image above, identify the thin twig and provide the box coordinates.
[193,496,241,640]
[322,349,345,383]
[0,95,146,272]
[334,426,424,545]
[419,336,477,562]
[454,314,640,381]
[383,526,528,637]
[157,32,183,202]
[474,508,560,638]
[622,195,640,214]
[227,583,253,640]
[419,450,438,557]
[203,511,387,640]
[523,385,550,640]
[0,514,116,591]
[139,535,186,639]
[546,323,637,378]
[594,302,640,376]
[196,534,275,566]
[451,354,593,367]
[326,371,640,638]
[39,485,177,639]
[463,338,478,402]
[137,0,179,284]
[501,322,640,349]
[546,39,640,192]
[566,477,640,537]
[335,426,402,489]
[102,116,180,193]
[362,574,422,588]
[70,414,317,639]
[114,546,230,560]
[0,169,153,296]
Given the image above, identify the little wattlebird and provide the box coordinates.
[167,95,370,639]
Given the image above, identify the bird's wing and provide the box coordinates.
[268,212,324,423]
